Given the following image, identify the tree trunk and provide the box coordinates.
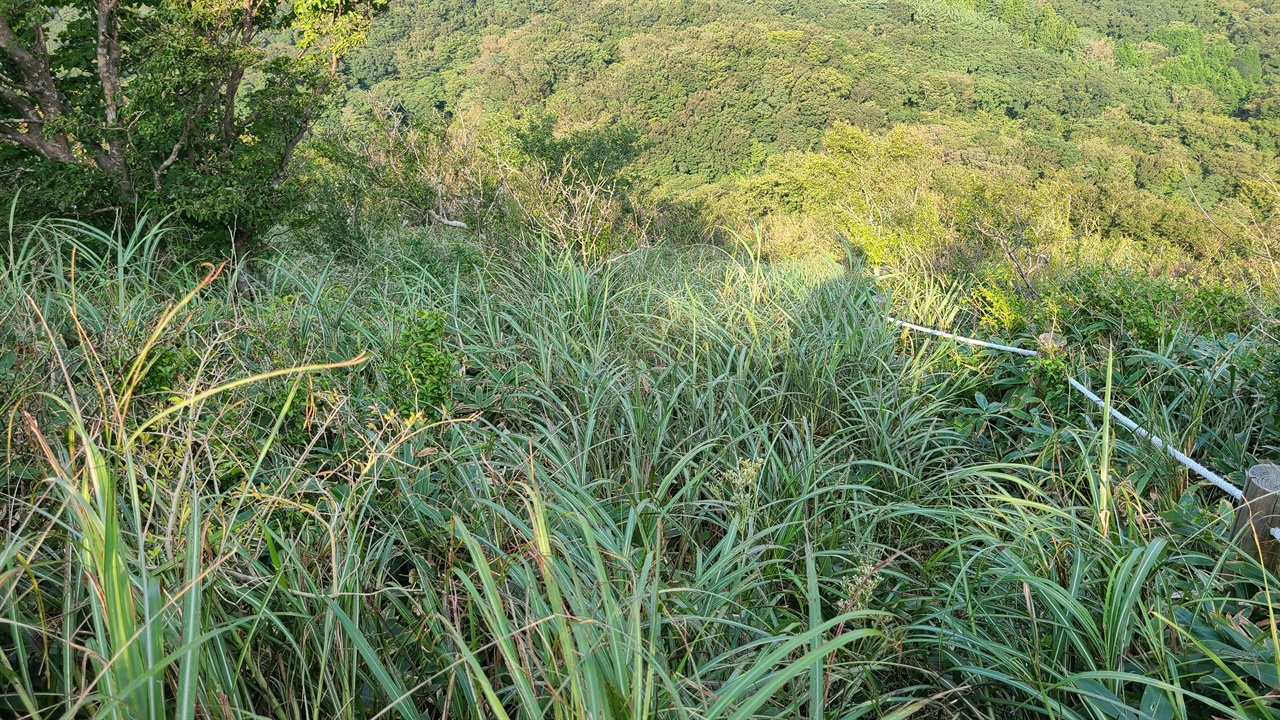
[95,0,135,202]
[0,14,77,162]
[231,226,255,299]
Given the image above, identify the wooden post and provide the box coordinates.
[1231,464,1280,569]
[1037,332,1064,352]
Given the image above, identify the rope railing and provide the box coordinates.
[886,316,1039,356]
[1064,377,1243,500]
[885,315,1245,500]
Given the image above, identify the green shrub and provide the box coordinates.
[388,310,456,417]
[133,346,195,396]
[1054,267,1253,348]
[1027,345,1070,406]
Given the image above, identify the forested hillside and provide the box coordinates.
[344,0,1279,246]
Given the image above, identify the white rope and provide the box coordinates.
[887,315,1244,500]
[888,316,1039,356]
[1064,377,1243,501]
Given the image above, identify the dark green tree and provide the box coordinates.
[0,0,385,250]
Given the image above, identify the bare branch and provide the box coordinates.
[972,221,1040,299]
[426,210,469,230]
[0,85,38,119]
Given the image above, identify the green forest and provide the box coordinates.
[2,0,1280,716]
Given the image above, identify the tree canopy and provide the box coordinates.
[0,0,385,247]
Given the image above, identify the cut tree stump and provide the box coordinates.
[1231,464,1280,569]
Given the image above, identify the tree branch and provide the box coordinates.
[0,13,42,72]
[426,209,469,229]
[972,221,1041,299]
[0,85,38,120]
[0,11,76,161]
[151,87,217,189]
[270,75,336,188]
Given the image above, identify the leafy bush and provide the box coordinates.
[388,310,456,417]
[1054,267,1254,348]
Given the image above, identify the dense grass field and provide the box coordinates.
[2,217,1279,718]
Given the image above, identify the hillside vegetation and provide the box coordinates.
[343,0,1279,258]
[2,0,1280,717]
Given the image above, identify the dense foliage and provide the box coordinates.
[2,0,1280,717]
[344,0,1278,224]
[0,0,385,247]
[296,0,1280,326]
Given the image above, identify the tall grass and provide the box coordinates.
[2,217,1278,718]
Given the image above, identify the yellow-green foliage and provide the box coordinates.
[724,122,1084,269]
[732,123,947,261]
[334,0,1279,273]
